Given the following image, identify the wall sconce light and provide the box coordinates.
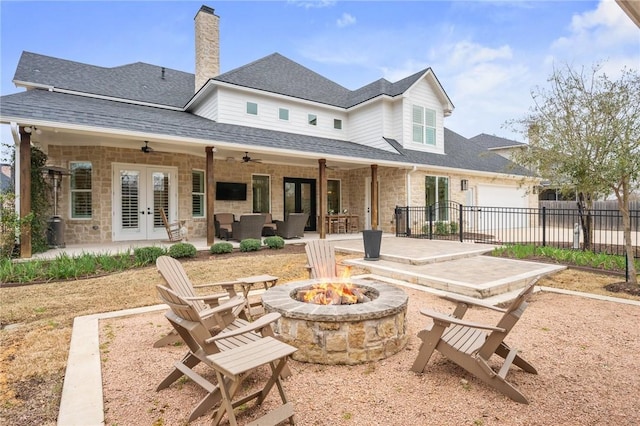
[461,179,468,191]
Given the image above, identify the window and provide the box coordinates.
[308,114,317,126]
[412,105,436,145]
[279,108,289,121]
[252,174,270,213]
[425,176,449,221]
[192,170,205,218]
[333,119,342,130]
[327,179,341,214]
[70,161,92,219]
[246,102,258,115]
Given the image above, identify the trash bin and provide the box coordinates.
[363,229,382,261]
[47,215,66,248]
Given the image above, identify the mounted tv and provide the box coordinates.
[216,182,247,201]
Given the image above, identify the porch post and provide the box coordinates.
[19,127,32,258]
[206,146,215,246]
[318,159,327,239]
[371,164,378,230]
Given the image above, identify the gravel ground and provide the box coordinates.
[101,285,640,426]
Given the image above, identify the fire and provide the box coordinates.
[302,281,359,305]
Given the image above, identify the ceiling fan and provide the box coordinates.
[241,152,261,163]
[141,141,154,154]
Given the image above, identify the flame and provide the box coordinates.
[302,281,359,305]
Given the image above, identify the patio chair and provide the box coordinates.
[304,239,352,280]
[410,277,541,404]
[153,255,247,347]
[231,214,265,241]
[261,212,277,236]
[214,213,235,240]
[274,212,308,239]
[158,208,184,242]
[156,285,294,423]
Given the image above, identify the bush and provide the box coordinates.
[264,236,285,249]
[239,239,262,252]
[133,246,166,266]
[168,242,197,258]
[449,221,459,234]
[210,242,233,254]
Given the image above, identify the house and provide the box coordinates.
[0,164,12,193]
[0,5,535,256]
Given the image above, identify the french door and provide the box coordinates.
[283,177,316,231]
[112,164,178,241]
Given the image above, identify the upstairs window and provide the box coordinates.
[279,108,289,121]
[308,114,317,126]
[192,170,205,218]
[70,161,92,219]
[412,105,436,145]
[246,102,258,115]
[333,119,342,130]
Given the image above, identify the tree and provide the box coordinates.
[508,63,640,285]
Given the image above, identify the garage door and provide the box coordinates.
[474,184,529,230]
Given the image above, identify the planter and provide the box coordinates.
[362,229,383,261]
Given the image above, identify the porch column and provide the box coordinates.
[318,159,327,239]
[19,127,32,258]
[206,146,215,246]
[371,164,378,230]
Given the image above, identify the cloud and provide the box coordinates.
[288,0,336,9]
[336,12,356,28]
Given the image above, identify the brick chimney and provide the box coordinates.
[194,5,220,93]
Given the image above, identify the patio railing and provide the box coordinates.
[394,202,640,258]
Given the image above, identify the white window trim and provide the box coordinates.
[69,161,92,220]
[192,169,206,218]
[412,105,437,146]
[333,118,342,130]
[279,108,289,121]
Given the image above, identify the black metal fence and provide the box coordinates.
[394,201,640,258]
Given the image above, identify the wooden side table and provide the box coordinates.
[236,274,279,320]
[208,336,297,426]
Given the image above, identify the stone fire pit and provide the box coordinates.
[261,278,408,365]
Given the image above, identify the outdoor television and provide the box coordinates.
[215,182,247,201]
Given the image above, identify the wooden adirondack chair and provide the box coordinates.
[411,277,540,404]
[156,285,293,423]
[153,255,247,347]
[304,239,351,279]
[158,208,184,242]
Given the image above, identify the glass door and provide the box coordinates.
[112,164,178,241]
[283,177,316,231]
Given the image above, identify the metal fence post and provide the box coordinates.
[542,206,546,247]
[459,204,464,242]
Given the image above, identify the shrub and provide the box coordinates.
[449,221,459,234]
[133,246,166,266]
[168,242,197,258]
[239,239,262,252]
[434,221,449,235]
[264,236,285,249]
[210,242,233,254]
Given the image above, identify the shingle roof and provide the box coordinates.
[13,52,194,108]
[469,133,525,149]
[0,89,530,176]
[13,51,431,110]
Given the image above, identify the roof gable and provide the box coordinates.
[213,53,351,107]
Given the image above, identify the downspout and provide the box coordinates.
[10,122,20,217]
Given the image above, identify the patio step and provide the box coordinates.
[345,254,566,299]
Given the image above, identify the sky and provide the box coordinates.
[1,0,639,162]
